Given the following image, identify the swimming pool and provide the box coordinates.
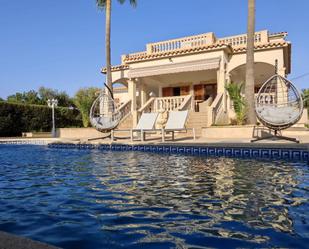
[0,145,308,248]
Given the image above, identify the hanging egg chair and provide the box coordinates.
[253,74,304,142]
[89,87,121,133]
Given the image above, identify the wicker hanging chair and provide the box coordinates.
[89,88,121,133]
[253,74,303,142]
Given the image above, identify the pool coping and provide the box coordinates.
[0,231,60,249]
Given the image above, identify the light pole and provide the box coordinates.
[47,99,58,137]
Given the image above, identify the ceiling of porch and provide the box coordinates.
[141,69,217,87]
[229,62,275,87]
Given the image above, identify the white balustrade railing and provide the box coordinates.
[217,30,268,47]
[148,33,213,53]
[138,95,193,113]
[255,93,276,104]
[124,31,271,61]
[211,93,224,124]
[117,100,132,121]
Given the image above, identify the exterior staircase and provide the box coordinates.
[186,111,209,137]
[115,111,209,138]
[116,113,133,130]
[113,95,213,139]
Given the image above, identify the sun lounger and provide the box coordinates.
[111,112,159,142]
[161,110,196,142]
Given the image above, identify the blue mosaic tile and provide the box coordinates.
[225,148,233,157]
[171,146,178,153]
[234,148,242,157]
[252,149,260,157]
[281,150,291,160]
[144,145,151,152]
[302,151,309,161]
[47,143,309,162]
[184,147,193,154]
[200,147,208,155]
[157,146,164,152]
[291,150,301,160]
[138,145,145,151]
[193,147,200,155]
[208,148,216,156]
[270,149,280,159]
[163,146,171,153]
[177,147,185,153]
[241,149,250,157]
[216,148,224,156]
[261,149,271,158]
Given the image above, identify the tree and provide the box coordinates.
[245,0,256,124]
[302,89,309,108]
[73,87,100,127]
[7,90,41,105]
[96,0,137,93]
[38,87,74,107]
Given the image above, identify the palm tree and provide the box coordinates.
[96,0,137,94]
[245,0,256,124]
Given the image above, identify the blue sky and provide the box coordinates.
[0,0,308,99]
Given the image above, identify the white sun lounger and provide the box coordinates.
[111,112,159,142]
[161,110,196,142]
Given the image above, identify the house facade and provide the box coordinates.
[103,30,291,127]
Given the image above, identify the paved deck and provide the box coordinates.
[1,136,309,150]
[0,231,60,249]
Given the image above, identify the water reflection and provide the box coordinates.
[89,152,308,247]
[0,146,308,249]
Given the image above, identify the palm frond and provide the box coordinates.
[96,0,106,9]
[96,0,137,9]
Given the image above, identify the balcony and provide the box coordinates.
[122,30,286,63]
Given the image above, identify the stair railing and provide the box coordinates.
[117,99,132,122]
[210,93,224,124]
[138,97,155,113]
[138,95,193,114]
[178,95,193,110]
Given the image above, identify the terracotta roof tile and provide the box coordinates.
[123,43,231,63]
[101,41,289,73]
[101,64,129,74]
[233,41,289,53]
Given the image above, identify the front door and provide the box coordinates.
[162,87,173,97]
[194,83,217,101]
[163,86,190,97]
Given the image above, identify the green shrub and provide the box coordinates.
[0,101,82,137]
[73,87,100,127]
[225,83,247,125]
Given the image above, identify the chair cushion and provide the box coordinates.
[256,106,300,124]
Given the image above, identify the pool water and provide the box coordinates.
[0,145,308,249]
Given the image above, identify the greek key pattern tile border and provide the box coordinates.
[47,143,309,162]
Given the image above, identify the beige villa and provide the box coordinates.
[102,30,292,135]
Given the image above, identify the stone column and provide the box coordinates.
[158,86,163,97]
[140,83,147,107]
[189,83,195,110]
[277,67,287,105]
[128,78,137,127]
[217,59,226,94]
[217,58,227,111]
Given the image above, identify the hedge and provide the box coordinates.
[0,101,83,137]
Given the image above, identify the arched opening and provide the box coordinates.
[229,62,276,93]
[112,79,129,105]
